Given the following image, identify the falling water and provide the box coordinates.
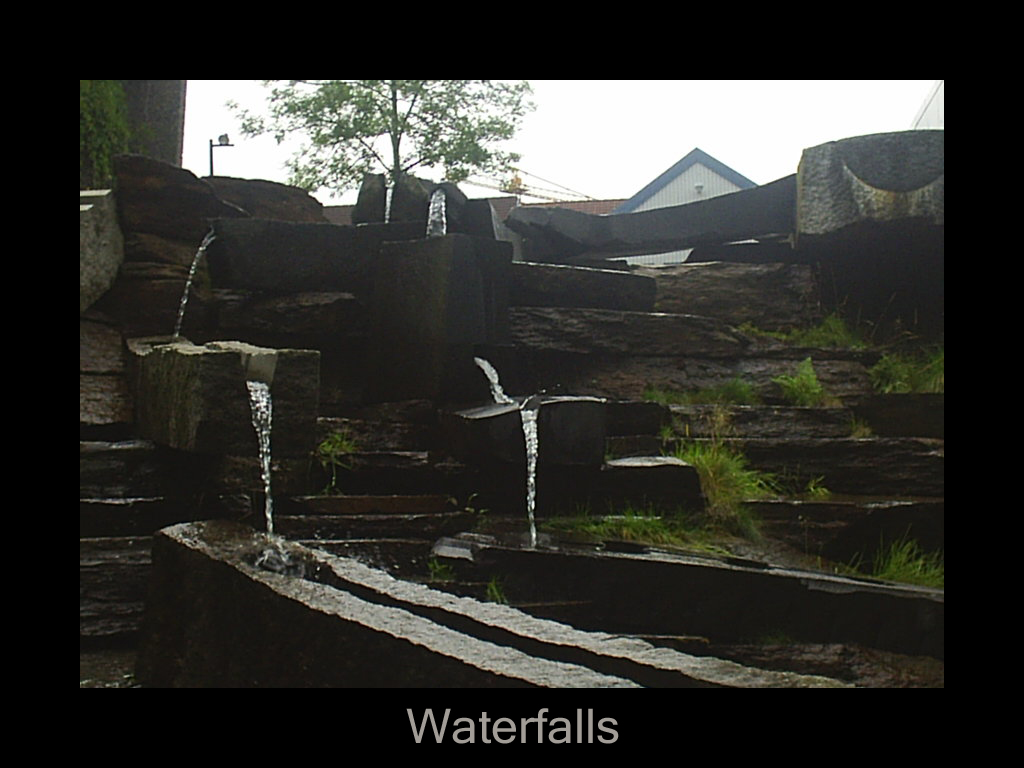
[520,398,540,549]
[384,180,394,223]
[426,188,447,237]
[246,380,274,536]
[173,229,216,339]
[473,357,539,548]
[474,357,515,405]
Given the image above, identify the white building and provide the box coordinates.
[610,148,756,265]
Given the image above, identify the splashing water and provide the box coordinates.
[473,357,515,405]
[246,380,274,535]
[384,180,394,223]
[426,188,447,237]
[173,229,216,339]
[474,357,539,548]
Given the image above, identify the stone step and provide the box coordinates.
[486,347,875,402]
[275,511,476,541]
[80,537,151,640]
[688,437,945,498]
[281,494,451,516]
[137,522,849,687]
[745,497,944,567]
[310,451,460,495]
[80,497,201,538]
[205,218,425,297]
[635,261,821,331]
[137,522,642,688]
[299,538,435,579]
[437,532,943,659]
[668,404,857,439]
[509,261,656,312]
[80,440,178,498]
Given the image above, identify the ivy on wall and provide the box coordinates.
[80,80,134,189]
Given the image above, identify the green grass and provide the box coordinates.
[426,557,456,583]
[868,346,944,394]
[670,440,778,539]
[871,537,944,588]
[771,357,839,407]
[316,429,359,495]
[542,504,732,556]
[485,576,508,604]
[644,378,760,406]
[740,313,868,349]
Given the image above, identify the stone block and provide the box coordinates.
[205,176,327,223]
[113,154,247,243]
[136,521,638,688]
[80,190,125,313]
[796,130,944,246]
[508,307,750,357]
[127,338,319,458]
[205,218,424,297]
[441,395,607,467]
[598,456,706,512]
[638,262,821,331]
[368,235,512,402]
[510,261,656,311]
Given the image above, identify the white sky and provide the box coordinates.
[182,80,939,207]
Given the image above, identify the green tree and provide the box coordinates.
[80,80,134,188]
[231,80,534,195]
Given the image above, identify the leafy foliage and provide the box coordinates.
[868,347,944,394]
[771,357,838,407]
[232,80,535,194]
[80,80,134,188]
[316,429,359,495]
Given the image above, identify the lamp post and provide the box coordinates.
[209,134,234,177]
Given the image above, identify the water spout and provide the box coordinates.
[173,229,216,339]
[426,188,447,237]
[474,357,540,548]
[245,380,274,536]
[473,357,515,405]
[520,395,541,549]
[384,179,394,223]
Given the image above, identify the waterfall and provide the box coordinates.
[245,380,274,536]
[384,179,394,223]
[474,357,539,548]
[474,357,515,405]
[173,229,216,339]
[426,188,447,237]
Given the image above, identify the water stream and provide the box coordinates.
[173,229,216,339]
[473,357,539,548]
[473,356,515,405]
[245,380,274,536]
[384,179,394,223]
[426,188,447,237]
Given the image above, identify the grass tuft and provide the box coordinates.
[871,537,944,588]
[869,346,944,394]
[671,440,777,539]
[740,313,868,349]
[771,357,839,407]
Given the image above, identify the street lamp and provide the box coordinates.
[209,134,234,176]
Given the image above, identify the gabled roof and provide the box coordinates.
[613,148,756,214]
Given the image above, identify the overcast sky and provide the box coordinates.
[182,80,939,206]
